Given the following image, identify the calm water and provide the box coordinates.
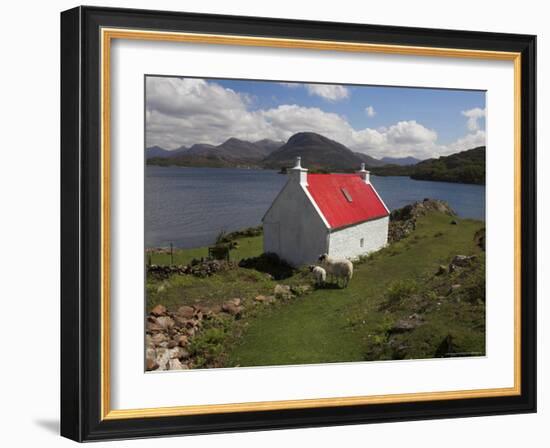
[145,166,485,248]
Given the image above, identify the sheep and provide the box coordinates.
[318,253,353,288]
[308,265,327,286]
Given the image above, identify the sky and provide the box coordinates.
[145,76,486,160]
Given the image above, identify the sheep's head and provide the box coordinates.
[318,254,328,263]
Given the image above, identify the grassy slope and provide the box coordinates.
[227,213,484,367]
[146,212,485,367]
[148,235,263,266]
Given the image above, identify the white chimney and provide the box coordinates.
[357,163,370,184]
[289,156,308,186]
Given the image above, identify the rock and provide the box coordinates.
[448,284,462,295]
[155,348,171,370]
[145,334,153,348]
[146,357,159,371]
[167,340,177,349]
[156,316,175,330]
[169,358,185,370]
[436,265,448,276]
[229,298,241,307]
[222,301,242,317]
[151,333,168,346]
[274,284,292,299]
[150,304,167,316]
[391,318,422,333]
[254,295,275,304]
[177,305,195,319]
[451,255,476,267]
[168,347,186,359]
[146,321,163,332]
[177,335,189,347]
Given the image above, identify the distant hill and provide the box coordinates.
[253,139,284,155]
[411,146,485,185]
[263,132,364,171]
[353,152,386,167]
[146,146,175,159]
[147,138,276,168]
[146,134,484,185]
[146,145,188,159]
[380,156,421,166]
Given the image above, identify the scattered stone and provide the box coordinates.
[155,348,171,370]
[254,295,275,304]
[146,320,164,332]
[447,284,462,295]
[274,284,292,299]
[150,304,167,316]
[177,305,195,319]
[156,316,175,330]
[390,317,423,333]
[177,335,189,347]
[222,301,242,317]
[167,340,177,349]
[151,333,168,346]
[436,265,448,276]
[169,358,185,370]
[451,255,476,267]
[146,357,159,371]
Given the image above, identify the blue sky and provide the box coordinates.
[146,76,486,159]
[218,79,485,145]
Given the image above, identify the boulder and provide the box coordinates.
[146,357,159,371]
[176,335,189,347]
[451,255,476,267]
[391,318,422,333]
[274,284,292,299]
[222,301,242,317]
[155,348,171,370]
[169,358,185,370]
[254,295,275,304]
[156,316,175,330]
[150,304,167,316]
[150,333,168,346]
[177,305,195,319]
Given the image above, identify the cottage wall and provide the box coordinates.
[328,216,389,260]
[263,181,328,266]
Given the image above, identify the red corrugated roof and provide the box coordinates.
[306,174,389,229]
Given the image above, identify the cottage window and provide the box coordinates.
[341,187,353,202]
[360,238,364,248]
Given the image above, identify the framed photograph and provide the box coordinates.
[60,6,536,441]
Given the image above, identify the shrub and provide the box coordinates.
[385,280,418,304]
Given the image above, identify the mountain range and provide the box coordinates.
[147,132,484,184]
[146,132,421,170]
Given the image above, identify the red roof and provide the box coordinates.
[306,174,389,229]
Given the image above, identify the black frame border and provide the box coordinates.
[61,6,536,442]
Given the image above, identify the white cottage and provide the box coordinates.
[263,157,390,266]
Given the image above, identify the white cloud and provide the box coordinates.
[146,77,485,160]
[365,106,376,117]
[305,84,350,101]
[461,107,486,131]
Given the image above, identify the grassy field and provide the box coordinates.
[146,211,485,368]
[147,235,263,266]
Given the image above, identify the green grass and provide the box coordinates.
[226,212,484,367]
[147,235,263,266]
[146,211,485,368]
